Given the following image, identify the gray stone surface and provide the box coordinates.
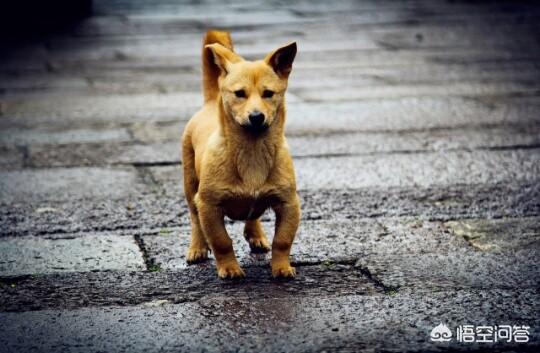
[142,218,470,271]
[285,97,540,134]
[0,290,538,353]
[28,142,134,168]
[359,248,539,291]
[0,265,379,312]
[0,127,131,146]
[27,141,181,168]
[444,217,540,252]
[0,93,200,126]
[294,81,540,101]
[0,146,24,169]
[291,60,540,87]
[294,149,540,190]
[0,167,145,203]
[112,142,181,166]
[1,0,539,352]
[0,234,145,276]
[129,121,186,144]
[143,217,540,294]
[288,125,540,158]
[2,182,538,237]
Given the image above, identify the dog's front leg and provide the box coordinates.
[271,194,300,278]
[197,199,245,279]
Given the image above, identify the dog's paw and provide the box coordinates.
[248,237,271,253]
[272,264,296,278]
[186,247,209,264]
[217,262,245,279]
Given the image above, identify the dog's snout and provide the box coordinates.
[248,112,265,127]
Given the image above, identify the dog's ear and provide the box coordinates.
[265,42,297,78]
[205,43,241,75]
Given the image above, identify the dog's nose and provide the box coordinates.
[248,112,265,127]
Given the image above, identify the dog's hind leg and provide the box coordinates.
[244,219,270,253]
[186,208,208,264]
[183,136,209,264]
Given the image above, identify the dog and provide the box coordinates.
[181,30,300,279]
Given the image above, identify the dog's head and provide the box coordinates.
[206,42,296,134]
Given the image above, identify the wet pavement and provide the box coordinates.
[1,0,540,352]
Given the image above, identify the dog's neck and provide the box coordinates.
[218,98,285,189]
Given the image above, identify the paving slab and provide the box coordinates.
[285,96,540,134]
[0,75,89,96]
[444,217,540,252]
[359,248,539,291]
[297,182,540,222]
[143,217,539,294]
[0,265,379,312]
[294,149,540,190]
[0,289,538,353]
[141,218,469,271]
[2,182,538,237]
[0,68,201,96]
[0,195,187,237]
[28,142,133,168]
[29,143,180,168]
[291,61,540,88]
[297,47,540,69]
[0,167,145,203]
[0,92,200,126]
[146,163,182,181]
[0,127,131,146]
[375,21,540,49]
[129,120,185,144]
[85,73,200,95]
[0,146,24,169]
[287,124,540,158]
[293,81,540,101]
[112,142,181,166]
[0,234,145,277]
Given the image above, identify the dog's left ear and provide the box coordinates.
[265,42,297,78]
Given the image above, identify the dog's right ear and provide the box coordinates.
[205,43,241,75]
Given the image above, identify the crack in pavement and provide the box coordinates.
[353,260,401,295]
[133,234,154,272]
[294,258,402,294]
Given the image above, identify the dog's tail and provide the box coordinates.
[202,30,233,102]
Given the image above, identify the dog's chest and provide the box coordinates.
[221,193,276,221]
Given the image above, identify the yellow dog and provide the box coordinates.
[182,30,300,278]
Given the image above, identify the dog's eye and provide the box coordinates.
[234,89,246,98]
[262,90,274,98]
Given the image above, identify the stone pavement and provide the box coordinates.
[1,0,539,352]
